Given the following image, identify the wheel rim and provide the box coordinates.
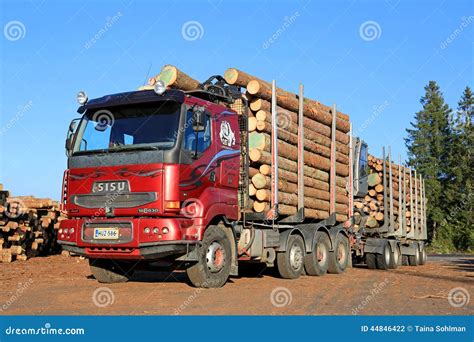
[337,242,346,266]
[206,241,226,273]
[289,243,304,271]
[316,241,328,266]
[384,244,391,265]
[393,246,400,265]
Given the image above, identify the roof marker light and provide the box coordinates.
[154,80,166,95]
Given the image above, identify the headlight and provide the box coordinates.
[144,227,151,234]
[69,227,75,234]
[153,227,159,234]
[63,228,68,234]
[162,227,169,234]
[153,80,166,95]
[77,91,88,105]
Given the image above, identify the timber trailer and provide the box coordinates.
[58,74,427,287]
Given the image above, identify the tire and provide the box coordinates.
[89,259,135,283]
[376,241,391,270]
[408,243,420,266]
[328,234,349,274]
[419,246,427,265]
[277,235,305,279]
[366,253,377,269]
[304,231,330,276]
[186,225,232,288]
[388,243,400,269]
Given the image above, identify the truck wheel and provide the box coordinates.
[419,246,427,265]
[277,235,305,279]
[408,243,420,266]
[328,234,349,274]
[388,243,401,269]
[89,259,134,283]
[186,225,231,288]
[366,253,377,269]
[376,241,391,270]
[304,231,330,276]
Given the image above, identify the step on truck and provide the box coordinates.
[58,69,427,287]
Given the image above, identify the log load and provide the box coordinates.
[0,184,66,263]
[354,155,423,231]
[141,65,352,222]
[223,67,351,222]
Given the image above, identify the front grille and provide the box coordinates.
[82,221,132,244]
[71,192,156,208]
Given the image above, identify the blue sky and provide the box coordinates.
[0,0,472,199]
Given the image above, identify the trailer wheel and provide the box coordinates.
[328,234,349,274]
[408,242,420,266]
[419,246,427,265]
[366,253,377,269]
[376,241,391,270]
[89,259,134,283]
[277,235,305,279]
[186,225,231,288]
[304,231,330,276]
[388,243,401,269]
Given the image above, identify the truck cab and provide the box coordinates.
[59,84,241,285]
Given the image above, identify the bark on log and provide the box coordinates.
[246,80,350,133]
[152,65,199,91]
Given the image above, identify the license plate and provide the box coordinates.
[93,227,119,240]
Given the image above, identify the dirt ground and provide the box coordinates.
[0,254,472,315]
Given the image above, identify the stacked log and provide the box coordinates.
[353,155,423,232]
[0,183,65,263]
[224,68,351,222]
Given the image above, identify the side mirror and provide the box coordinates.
[65,118,80,155]
[192,107,205,132]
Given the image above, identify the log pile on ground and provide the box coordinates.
[0,183,65,263]
[353,155,422,232]
[224,68,350,222]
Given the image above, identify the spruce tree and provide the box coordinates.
[405,81,452,246]
[449,86,473,250]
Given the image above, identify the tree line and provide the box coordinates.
[405,81,473,252]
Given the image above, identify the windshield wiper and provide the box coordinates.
[72,145,159,156]
[108,145,160,152]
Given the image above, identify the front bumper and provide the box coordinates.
[61,240,199,260]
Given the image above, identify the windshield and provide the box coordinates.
[73,102,181,154]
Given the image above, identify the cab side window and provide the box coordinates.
[359,143,368,177]
[183,109,211,154]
